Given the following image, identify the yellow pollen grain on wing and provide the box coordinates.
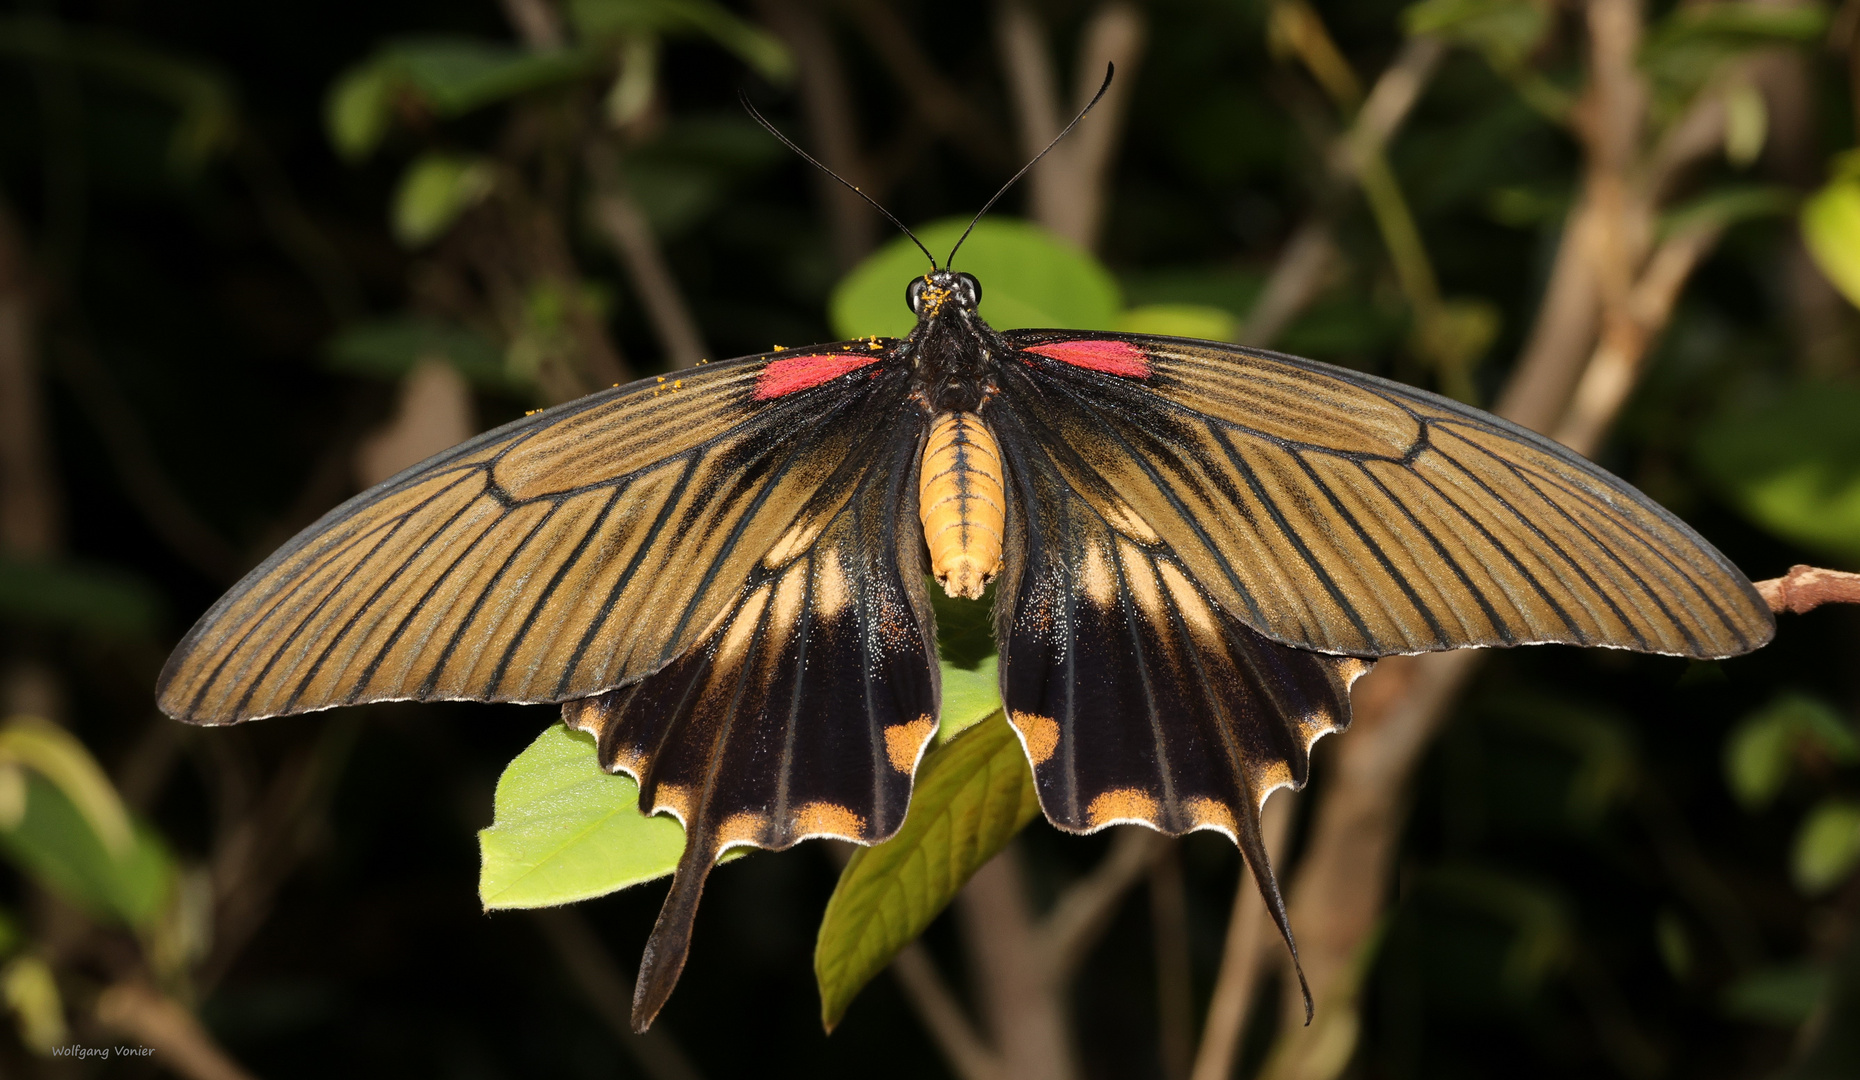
[884,715,937,773]
[795,801,865,837]
[1010,711,1060,765]
[1086,789,1160,828]
[1184,797,1236,834]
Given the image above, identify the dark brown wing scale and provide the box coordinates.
[561,417,937,1029]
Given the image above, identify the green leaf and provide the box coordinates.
[0,717,135,856]
[1403,0,1551,70]
[1694,382,1860,565]
[1661,184,1796,238]
[392,154,496,247]
[936,656,1000,744]
[478,724,686,909]
[1795,800,1860,895]
[1723,963,1831,1026]
[0,556,163,640]
[1724,694,1859,810]
[325,316,513,389]
[570,0,792,82]
[325,63,394,161]
[0,771,173,928]
[814,708,1041,1030]
[830,217,1121,340]
[1803,178,1860,310]
[388,38,598,115]
[1116,303,1238,342]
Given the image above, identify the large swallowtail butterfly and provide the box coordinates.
[155,75,1773,1031]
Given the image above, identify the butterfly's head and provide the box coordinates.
[907,270,981,320]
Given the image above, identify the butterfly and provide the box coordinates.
[155,73,1773,1032]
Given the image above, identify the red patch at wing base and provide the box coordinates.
[754,353,881,399]
[1022,339,1151,378]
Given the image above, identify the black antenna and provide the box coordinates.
[946,63,1116,269]
[739,91,940,271]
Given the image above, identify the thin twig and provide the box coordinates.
[959,843,1080,1080]
[1149,843,1194,1080]
[1039,826,1168,980]
[586,149,710,369]
[52,334,243,581]
[839,0,1012,170]
[1756,565,1860,614]
[754,0,878,269]
[890,942,1007,1080]
[500,0,566,50]
[530,908,706,1080]
[95,981,257,1080]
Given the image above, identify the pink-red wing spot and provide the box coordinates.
[1023,339,1151,378]
[754,353,881,399]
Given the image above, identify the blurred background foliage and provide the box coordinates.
[0,0,1858,1076]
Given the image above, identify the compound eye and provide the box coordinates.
[906,276,929,315]
[954,273,982,308]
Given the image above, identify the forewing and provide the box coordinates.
[158,342,909,724]
[997,332,1774,660]
[561,417,938,1028]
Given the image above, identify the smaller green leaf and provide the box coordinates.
[569,0,792,82]
[1695,382,1860,564]
[831,217,1121,340]
[1794,800,1860,895]
[1116,303,1238,342]
[0,717,135,856]
[393,154,496,247]
[389,38,598,115]
[478,724,686,909]
[1803,178,1860,310]
[0,772,173,928]
[1403,0,1551,70]
[325,316,513,389]
[1723,963,1830,1027]
[325,63,394,161]
[815,709,1041,1030]
[0,556,163,639]
[1724,694,1858,810]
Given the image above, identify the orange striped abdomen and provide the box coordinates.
[919,412,1005,599]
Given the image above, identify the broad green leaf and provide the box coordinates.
[936,656,1000,744]
[478,724,686,909]
[1116,303,1238,342]
[815,709,1041,1030]
[1794,800,1860,895]
[326,316,513,389]
[1723,963,1829,1026]
[1724,694,1859,810]
[393,154,496,247]
[0,772,173,928]
[1694,382,1860,564]
[325,63,393,161]
[0,557,161,640]
[830,217,1121,340]
[1803,177,1860,309]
